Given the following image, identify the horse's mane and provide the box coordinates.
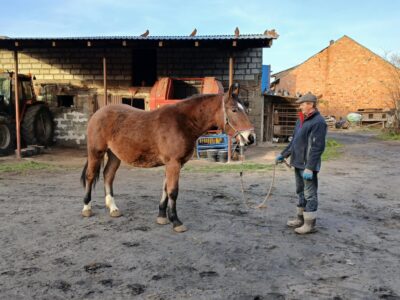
[175,93,223,107]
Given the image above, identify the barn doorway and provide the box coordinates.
[132,49,157,87]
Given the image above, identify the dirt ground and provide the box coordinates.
[0,130,399,299]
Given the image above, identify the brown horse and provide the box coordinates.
[80,84,255,232]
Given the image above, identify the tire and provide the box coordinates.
[21,104,54,146]
[0,121,16,156]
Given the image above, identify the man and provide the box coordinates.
[276,92,327,234]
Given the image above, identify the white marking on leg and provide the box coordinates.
[160,189,167,204]
[82,203,92,212]
[105,195,119,213]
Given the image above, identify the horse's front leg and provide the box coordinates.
[103,150,122,217]
[156,178,170,225]
[165,161,187,233]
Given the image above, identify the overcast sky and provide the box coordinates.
[1,0,399,73]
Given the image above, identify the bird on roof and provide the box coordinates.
[264,29,279,38]
[234,27,240,37]
[190,28,197,37]
[141,30,149,37]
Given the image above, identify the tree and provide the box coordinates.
[383,52,400,131]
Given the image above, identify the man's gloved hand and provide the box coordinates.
[275,154,284,164]
[303,169,313,180]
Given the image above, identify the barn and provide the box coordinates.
[0,30,278,149]
[269,35,399,118]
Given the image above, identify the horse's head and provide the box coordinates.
[220,83,256,146]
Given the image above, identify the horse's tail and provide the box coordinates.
[80,160,103,189]
[80,161,88,188]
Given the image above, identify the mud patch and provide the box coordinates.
[84,262,112,274]
[50,280,71,292]
[126,283,146,295]
[199,271,219,278]
[121,241,140,247]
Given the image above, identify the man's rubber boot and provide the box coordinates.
[295,211,317,234]
[287,207,304,228]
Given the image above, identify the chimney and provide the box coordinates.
[329,40,334,46]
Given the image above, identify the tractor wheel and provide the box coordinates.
[21,104,54,146]
[0,121,16,156]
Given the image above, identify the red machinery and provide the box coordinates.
[149,77,238,162]
[149,77,223,110]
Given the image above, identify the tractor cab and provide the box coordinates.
[0,72,54,156]
[0,73,36,115]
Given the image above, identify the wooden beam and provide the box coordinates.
[14,50,21,159]
[229,55,234,87]
[103,56,107,106]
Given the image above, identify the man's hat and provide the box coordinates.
[296,92,317,104]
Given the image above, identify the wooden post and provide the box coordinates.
[229,55,234,87]
[228,135,231,163]
[14,50,21,159]
[103,56,107,105]
[228,54,234,163]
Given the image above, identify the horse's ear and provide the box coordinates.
[226,83,240,101]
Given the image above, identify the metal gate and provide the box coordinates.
[272,103,298,139]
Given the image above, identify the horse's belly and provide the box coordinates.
[114,149,163,168]
[130,157,164,168]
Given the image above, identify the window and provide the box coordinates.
[171,80,202,99]
[0,78,11,105]
[57,95,74,107]
[122,98,145,110]
[22,81,33,100]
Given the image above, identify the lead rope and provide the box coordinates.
[239,158,277,209]
[222,95,272,209]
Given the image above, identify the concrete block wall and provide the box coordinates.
[0,48,130,147]
[53,109,88,147]
[0,48,132,88]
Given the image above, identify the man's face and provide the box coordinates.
[299,102,314,115]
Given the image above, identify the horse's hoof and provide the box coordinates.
[173,225,187,233]
[156,217,170,225]
[82,210,93,217]
[110,210,122,218]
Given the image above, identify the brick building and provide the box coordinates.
[270,35,399,117]
[0,32,278,147]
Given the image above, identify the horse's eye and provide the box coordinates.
[232,107,238,113]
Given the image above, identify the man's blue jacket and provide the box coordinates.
[281,110,327,171]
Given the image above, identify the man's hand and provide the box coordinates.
[275,154,284,164]
[303,169,313,180]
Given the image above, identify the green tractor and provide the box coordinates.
[0,72,54,156]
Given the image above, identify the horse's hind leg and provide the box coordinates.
[82,150,105,217]
[156,178,170,225]
[104,150,122,217]
[165,161,187,233]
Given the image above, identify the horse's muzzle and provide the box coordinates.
[238,130,256,146]
[247,133,256,145]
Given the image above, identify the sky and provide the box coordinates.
[1,0,399,73]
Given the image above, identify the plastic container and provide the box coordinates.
[217,150,228,163]
[206,149,218,162]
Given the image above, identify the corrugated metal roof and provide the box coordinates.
[0,33,276,40]
[0,32,278,49]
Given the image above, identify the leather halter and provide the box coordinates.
[221,96,254,136]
